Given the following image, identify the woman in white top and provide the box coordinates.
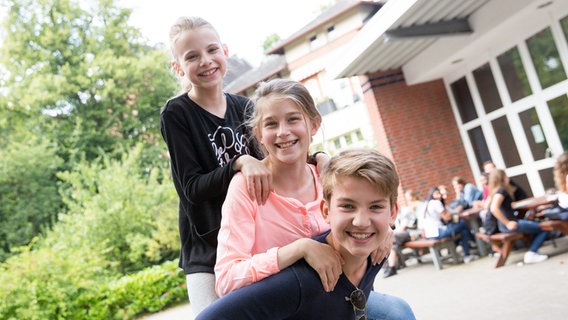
[422,186,478,263]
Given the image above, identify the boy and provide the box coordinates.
[197,148,413,319]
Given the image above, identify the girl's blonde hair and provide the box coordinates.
[168,16,220,92]
[553,151,568,193]
[488,169,515,197]
[246,79,322,156]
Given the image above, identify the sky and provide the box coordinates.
[120,0,332,66]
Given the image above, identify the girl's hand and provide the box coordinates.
[314,152,330,176]
[371,228,393,265]
[506,220,518,231]
[303,241,343,292]
[441,210,453,223]
[235,155,273,205]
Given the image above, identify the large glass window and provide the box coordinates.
[518,107,549,161]
[539,168,555,191]
[473,63,502,113]
[547,94,568,150]
[562,15,568,41]
[526,27,567,89]
[491,116,522,167]
[510,174,533,198]
[498,47,532,102]
[450,77,478,123]
[467,126,491,169]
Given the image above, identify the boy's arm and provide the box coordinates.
[198,267,302,320]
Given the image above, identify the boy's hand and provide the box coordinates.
[371,229,394,265]
[235,155,273,205]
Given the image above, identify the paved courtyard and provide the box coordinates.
[141,236,568,320]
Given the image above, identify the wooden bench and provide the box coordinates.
[539,220,568,235]
[476,232,530,268]
[401,237,460,271]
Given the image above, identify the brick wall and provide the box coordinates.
[362,69,476,204]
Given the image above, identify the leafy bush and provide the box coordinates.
[0,255,186,320]
[84,260,187,319]
[54,145,179,274]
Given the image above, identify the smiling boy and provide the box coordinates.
[196,148,413,320]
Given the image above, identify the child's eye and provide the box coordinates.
[264,121,277,128]
[339,203,355,210]
[370,204,384,211]
[209,47,220,54]
[186,54,197,61]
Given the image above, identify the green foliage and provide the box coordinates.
[262,33,281,51]
[0,146,181,319]
[53,145,179,274]
[0,240,111,320]
[0,135,64,261]
[0,0,184,318]
[0,252,186,320]
[0,0,177,164]
[84,260,187,319]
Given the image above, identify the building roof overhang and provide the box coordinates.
[330,0,549,85]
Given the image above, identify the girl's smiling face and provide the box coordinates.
[171,26,228,90]
[254,96,318,164]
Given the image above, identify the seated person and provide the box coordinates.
[196,149,415,320]
[542,151,568,220]
[448,176,483,213]
[489,169,549,264]
[422,186,478,263]
[383,189,423,278]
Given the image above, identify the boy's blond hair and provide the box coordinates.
[321,148,399,206]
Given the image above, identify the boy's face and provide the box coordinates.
[322,176,397,259]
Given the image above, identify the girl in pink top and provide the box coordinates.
[215,79,344,296]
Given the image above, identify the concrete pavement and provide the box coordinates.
[140,236,568,320]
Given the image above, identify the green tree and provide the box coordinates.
[262,33,281,51]
[0,0,177,165]
[0,135,64,261]
[55,145,179,275]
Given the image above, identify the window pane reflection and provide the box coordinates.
[526,27,567,89]
[450,77,478,123]
[473,63,502,113]
[561,15,568,42]
[519,107,548,161]
[510,174,533,198]
[467,126,491,168]
[539,168,555,192]
[547,94,568,150]
[498,47,532,102]
[491,116,522,167]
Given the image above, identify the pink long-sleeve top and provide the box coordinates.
[214,164,330,296]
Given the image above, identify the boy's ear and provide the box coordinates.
[223,43,229,57]
[389,203,398,228]
[320,199,330,223]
